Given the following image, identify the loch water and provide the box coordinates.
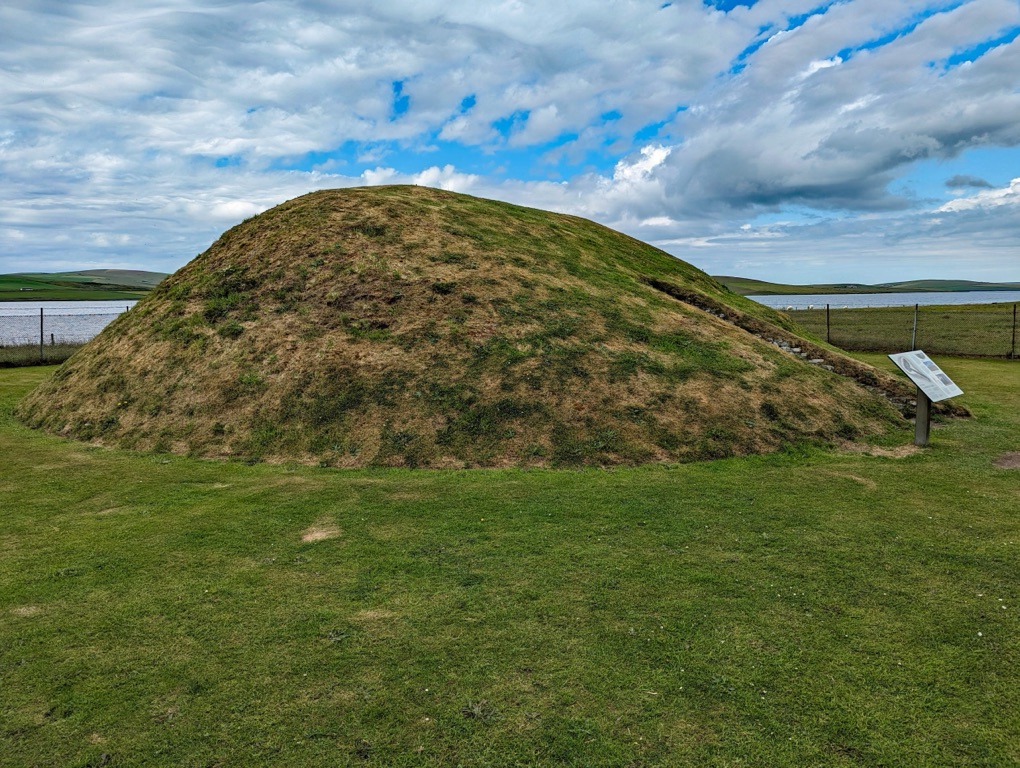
[0,300,138,345]
[749,290,1020,310]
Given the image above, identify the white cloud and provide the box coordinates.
[639,216,676,227]
[209,201,266,220]
[801,57,843,79]
[613,145,672,184]
[1,0,1019,281]
[938,178,1020,212]
[408,165,479,192]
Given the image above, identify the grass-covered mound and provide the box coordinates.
[17,186,913,467]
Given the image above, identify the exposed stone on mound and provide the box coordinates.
[18,186,917,467]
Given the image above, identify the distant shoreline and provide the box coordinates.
[0,269,166,302]
[715,275,1020,296]
[5,270,1019,300]
[0,292,149,302]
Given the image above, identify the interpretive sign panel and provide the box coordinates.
[888,350,963,402]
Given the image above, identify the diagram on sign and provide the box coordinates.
[888,351,963,402]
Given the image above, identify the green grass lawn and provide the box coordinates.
[788,303,1018,358]
[0,275,146,302]
[2,360,1018,766]
[0,271,162,302]
[0,343,84,368]
[0,289,146,302]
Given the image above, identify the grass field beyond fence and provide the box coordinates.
[788,302,1018,358]
[2,359,1019,766]
[0,343,84,368]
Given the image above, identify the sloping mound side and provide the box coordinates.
[18,186,909,467]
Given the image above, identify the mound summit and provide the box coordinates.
[19,186,922,467]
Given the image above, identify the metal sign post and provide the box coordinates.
[888,350,963,447]
[914,389,932,446]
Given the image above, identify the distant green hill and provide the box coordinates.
[715,276,1020,296]
[0,270,167,301]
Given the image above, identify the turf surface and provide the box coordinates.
[2,359,1018,766]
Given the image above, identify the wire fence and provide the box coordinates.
[1,303,1017,363]
[0,308,127,363]
[787,302,1018,358]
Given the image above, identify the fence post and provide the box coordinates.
[39,308,44,362]
[826,304,830,344]
[911,303,918,350]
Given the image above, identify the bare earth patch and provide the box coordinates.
[994,452,1020,469]
[840,442,922,459]
[12,605,42,617]
[301,521,341,543]
[823,471,878,489]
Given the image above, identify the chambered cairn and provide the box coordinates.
[18,186,935,467]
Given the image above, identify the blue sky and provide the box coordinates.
[2,0,1019,283]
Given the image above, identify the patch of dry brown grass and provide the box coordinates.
[993,451,1020,469]
[300,521,341,543]
[838,441,923,458]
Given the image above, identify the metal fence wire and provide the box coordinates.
[788,302,1018,358]
[0,310,124,348]
[1,304,1017,360]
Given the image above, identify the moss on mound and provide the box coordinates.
[17,186,914,467]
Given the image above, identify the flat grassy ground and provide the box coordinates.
[1,359,1018,767]
[789,303,1018,358]
[0,343,84,368]
[0,271,164,302]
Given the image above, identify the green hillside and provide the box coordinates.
[716,275,1020,296]
[0,270,166,301]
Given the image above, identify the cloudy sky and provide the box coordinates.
[2,0,1019,283]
